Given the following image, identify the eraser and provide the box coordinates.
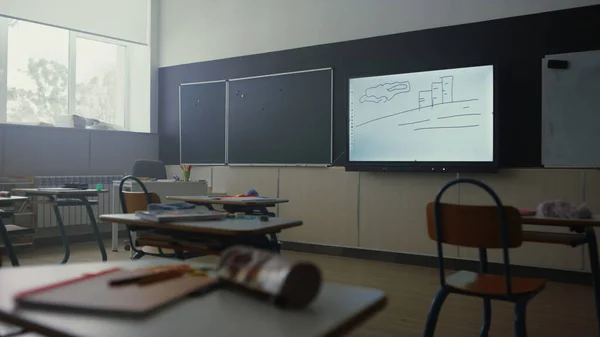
[547,59,569,69]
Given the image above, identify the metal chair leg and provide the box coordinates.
[479,298,492,337]
[126,228,145,260]
[0,217,19,267]
[51,203,70,264]
[423,287,449,337]
[585,228,600,335]
[514,300,528,337]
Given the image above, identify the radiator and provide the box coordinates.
[34,175,122,228]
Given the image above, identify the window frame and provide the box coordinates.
[0,19,130,129]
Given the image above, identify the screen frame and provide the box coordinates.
[344,64,499,173]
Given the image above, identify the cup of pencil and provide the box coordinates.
[180,164,191,182]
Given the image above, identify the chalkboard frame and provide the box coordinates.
[178,79,227,165]
[226,68,334,166]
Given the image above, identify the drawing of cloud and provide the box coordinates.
[359,81,411,103]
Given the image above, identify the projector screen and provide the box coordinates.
[348,65,494,164]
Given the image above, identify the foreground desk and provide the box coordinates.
[523,215,600,335]
[0,197,29,266]
[0,260,386,337]
[12,189,108,264]
[166,196,290,251]
[100,214,302,254]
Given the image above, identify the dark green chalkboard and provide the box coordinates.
[227,69,333,165]
[179,81,226,164]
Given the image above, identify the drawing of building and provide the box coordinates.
[441,76,454,103]
[419,90,432,109]
[431,81,442,105]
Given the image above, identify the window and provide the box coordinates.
[0,18,130,129]
[75,37,126,126]
[7,20,69,124]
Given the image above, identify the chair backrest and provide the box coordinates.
[122,192,161,213]
[119,175,158,213]
[426,203,523,248]
[428,178,522,295]
[132,160,167,179]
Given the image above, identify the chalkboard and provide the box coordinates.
[179,81,226,164]
[227,68,333,165]
[542,50,600,167]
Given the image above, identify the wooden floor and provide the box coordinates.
[2,242,598,336]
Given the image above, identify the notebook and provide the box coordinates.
[15,266,218,316]
[135,209,227,222]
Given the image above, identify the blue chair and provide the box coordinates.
[424,178,546,337]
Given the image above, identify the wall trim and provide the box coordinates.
[282,241,593,286]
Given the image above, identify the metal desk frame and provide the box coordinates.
[14,190,108,264]
[0,197,29,266]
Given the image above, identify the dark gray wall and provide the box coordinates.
[0,124,159,176]
[158,5,600,167]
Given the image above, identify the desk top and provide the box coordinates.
[166,195,289,206]
[100,213,302,235]
[13,188,107,196]
[0,196,28,206]
[0,260,386,337]
[522,215,600,228]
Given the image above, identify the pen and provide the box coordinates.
[109,269,185,287]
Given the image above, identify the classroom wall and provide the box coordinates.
[167,165,599,272]
[159,1,600,272]
[0,0,160,177]
[0,0,149,45]
[158,0,600,67]
[0,124,159,176]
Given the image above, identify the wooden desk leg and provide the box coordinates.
[0,217,19,266]
[585,227,600,336]
[77,196,107,262]
[48,196,70,264]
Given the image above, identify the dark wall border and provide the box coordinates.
[159,5,600,167]
[282,241,593,286]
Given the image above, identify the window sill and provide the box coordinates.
[0,122,153,135]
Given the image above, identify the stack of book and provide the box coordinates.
[135,208,226,223]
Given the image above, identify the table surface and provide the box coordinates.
[0,260,386,337]
[100,213,302,235]
[166,195,289,206]
[522,215,600,227]
[12,189,107,196]
[0,196,28,206]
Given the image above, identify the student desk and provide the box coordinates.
[522,215,600,335]
[0,197,29,266]
[12,189,108,264]
[110,180,209,252]
[165,196,290,251]
[0,260,386,337]
[100,214,302,254]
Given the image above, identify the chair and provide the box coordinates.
[424,178,546,337]
[132,160,167,179]
[119,175,181,260]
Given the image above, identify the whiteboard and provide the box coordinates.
[542,50,600,167]
[348,65,494,162]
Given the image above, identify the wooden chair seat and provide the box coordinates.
[447,271,546,297]
[522,230,587,246]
